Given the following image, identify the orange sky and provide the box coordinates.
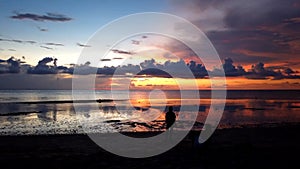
[1,1,300,91]
[107,76,300,90]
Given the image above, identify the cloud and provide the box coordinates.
[151,38,201,63]
[245,62,282,79]
[8,49,16,51]
[37,26,48,32]
[111,49,135,55]
[284,68,297,75]
[169,0,300,68]
[0,54,298,81]
[212,58,245,77]
[72,63,98,75]
[96,66,116,75]
[187,60,208,78]
[100,59,111,61]
[136,68,172,78]
[44,42,64,46]
[0,57,21,73]
[222,0,300,29]
[76,43,91,47]
[23,57,300,79]
[112,57,123,60]
[38,57,54,66]
[131,40,140,45]
[0,38,12,42]
[140,58,156,69]
[112,59,208,78]
[0,38,37,44]
[64,58,300,79]
[27,57,57,74]
[11,39,22,43]
[10,12,72,22]
[208,57,300,80]
[25,40,37,44]
[7,57,21,73]
[40,46,53,50]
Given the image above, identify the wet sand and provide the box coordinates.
[0,124,299,169]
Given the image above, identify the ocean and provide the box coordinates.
[0,90,299,135]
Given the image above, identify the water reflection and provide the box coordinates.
[220,99,300,128]
[0,93,300,135]
[37,104,57,122]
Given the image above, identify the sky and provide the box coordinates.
[0,0,300,90]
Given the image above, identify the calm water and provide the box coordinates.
[0,90,300,135]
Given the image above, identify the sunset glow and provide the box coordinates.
[0,0,299,90]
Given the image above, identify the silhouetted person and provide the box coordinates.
[165,106,176,130]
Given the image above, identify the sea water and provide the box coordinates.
[0,90,299,135]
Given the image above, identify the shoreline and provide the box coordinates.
[0,124,299,169]
[1,121,299,136]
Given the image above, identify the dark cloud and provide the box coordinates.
[25,40,37,44]
[170,0,300,67]
[137,68,172,78]
[209,57,300,80]
[245,62,282,80]
[10,12,72,22]
[187,60,208,78]
[96,66,116,75]
[206,28,299,65]
[8,49,16,51]
[100,59,111,61]
[112,57,123,60]
[7,57,21,73]
[221,58,246,77]
[38,57,53,65]
[111,49,135,55]
[131,40,140,45]
[44,42,64,46]
[223,0,300,29]
[110,58,207,78]
[11,39,22,43]
[71,63,98,75]
[78,58,299,79]
[40,46,53,50]
[0,54,298,80]
[0,38,10,42]
[0,57,21,73]
[27,57,57,74]
[284,68,297,75]
[37,26,48,32]
[113,64,141,75]
[162,59,207,78]
[76,43,91,47]
[140,59,156,69]
[0,38,37,44]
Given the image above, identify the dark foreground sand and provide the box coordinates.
[0,124,299,169]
